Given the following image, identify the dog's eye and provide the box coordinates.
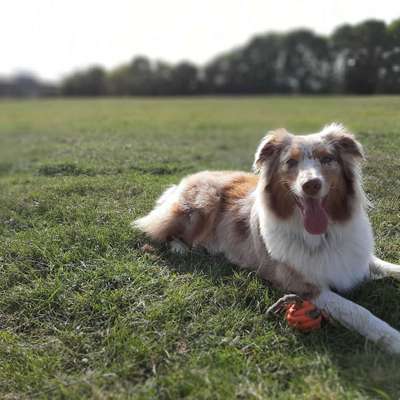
[321,155,335,164]
[286,159,299,168]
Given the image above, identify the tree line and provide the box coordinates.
[2,18,400,97]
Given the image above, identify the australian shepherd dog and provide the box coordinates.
[134,123,400,353]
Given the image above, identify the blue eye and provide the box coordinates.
[287,159,298,168]
[321,155,335,164]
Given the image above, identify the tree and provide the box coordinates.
[61,66,107,96]
[203,50,243,94]
[152,61,174,95]
[107,65,133,95]
[169,62,199,95]
[203,30,331,94]
[378,18,400,93]
[276,30,332,93]
[332,20,388,94]
[10,17,400,96]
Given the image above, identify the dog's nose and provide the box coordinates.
[302,178,322,196]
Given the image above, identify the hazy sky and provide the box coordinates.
[2,0,400,81]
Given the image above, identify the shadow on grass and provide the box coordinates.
[278,279,400,396]
[137,237,400,396]
[159,246,237,280]
[37,163,95,177]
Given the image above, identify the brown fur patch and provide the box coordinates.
[171,202,185,216]
[323,156,355,222]
[326,132,364,159]
[265,173,296,220]
[221,174,258,237]
[289,146,302,161]
[221,175,259,208]
[254,129,290,172]
[312,147,332,159]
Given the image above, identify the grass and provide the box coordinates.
[1,96,400,399]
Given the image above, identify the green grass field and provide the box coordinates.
[1,97,400,399]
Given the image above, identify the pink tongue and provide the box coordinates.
[302,198,328,235]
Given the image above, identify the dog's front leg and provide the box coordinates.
[369,255,400,280]
[313,289,400,354]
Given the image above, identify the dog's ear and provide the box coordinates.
[253,129,289,174]
[323,123,364,160]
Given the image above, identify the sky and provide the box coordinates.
[2,0,400,82]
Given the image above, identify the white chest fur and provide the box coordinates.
[258,202,374,292]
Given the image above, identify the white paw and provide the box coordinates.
[170,239,189,255]
[381,333,400,355]
[387,269,400,280]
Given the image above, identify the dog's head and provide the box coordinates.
[253,123,364,235]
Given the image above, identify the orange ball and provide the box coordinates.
[284,300,322,332]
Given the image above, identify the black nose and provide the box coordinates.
[302,178,322,196]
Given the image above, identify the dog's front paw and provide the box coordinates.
[170,239,189,255]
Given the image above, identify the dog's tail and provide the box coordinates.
[132,185,180,241]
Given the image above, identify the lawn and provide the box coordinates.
[1,96,400,399]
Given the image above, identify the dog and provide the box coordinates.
[134,123,400,353]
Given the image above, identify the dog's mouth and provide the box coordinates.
[295,197,328,235]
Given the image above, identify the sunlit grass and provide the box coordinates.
[1,97,400,399]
